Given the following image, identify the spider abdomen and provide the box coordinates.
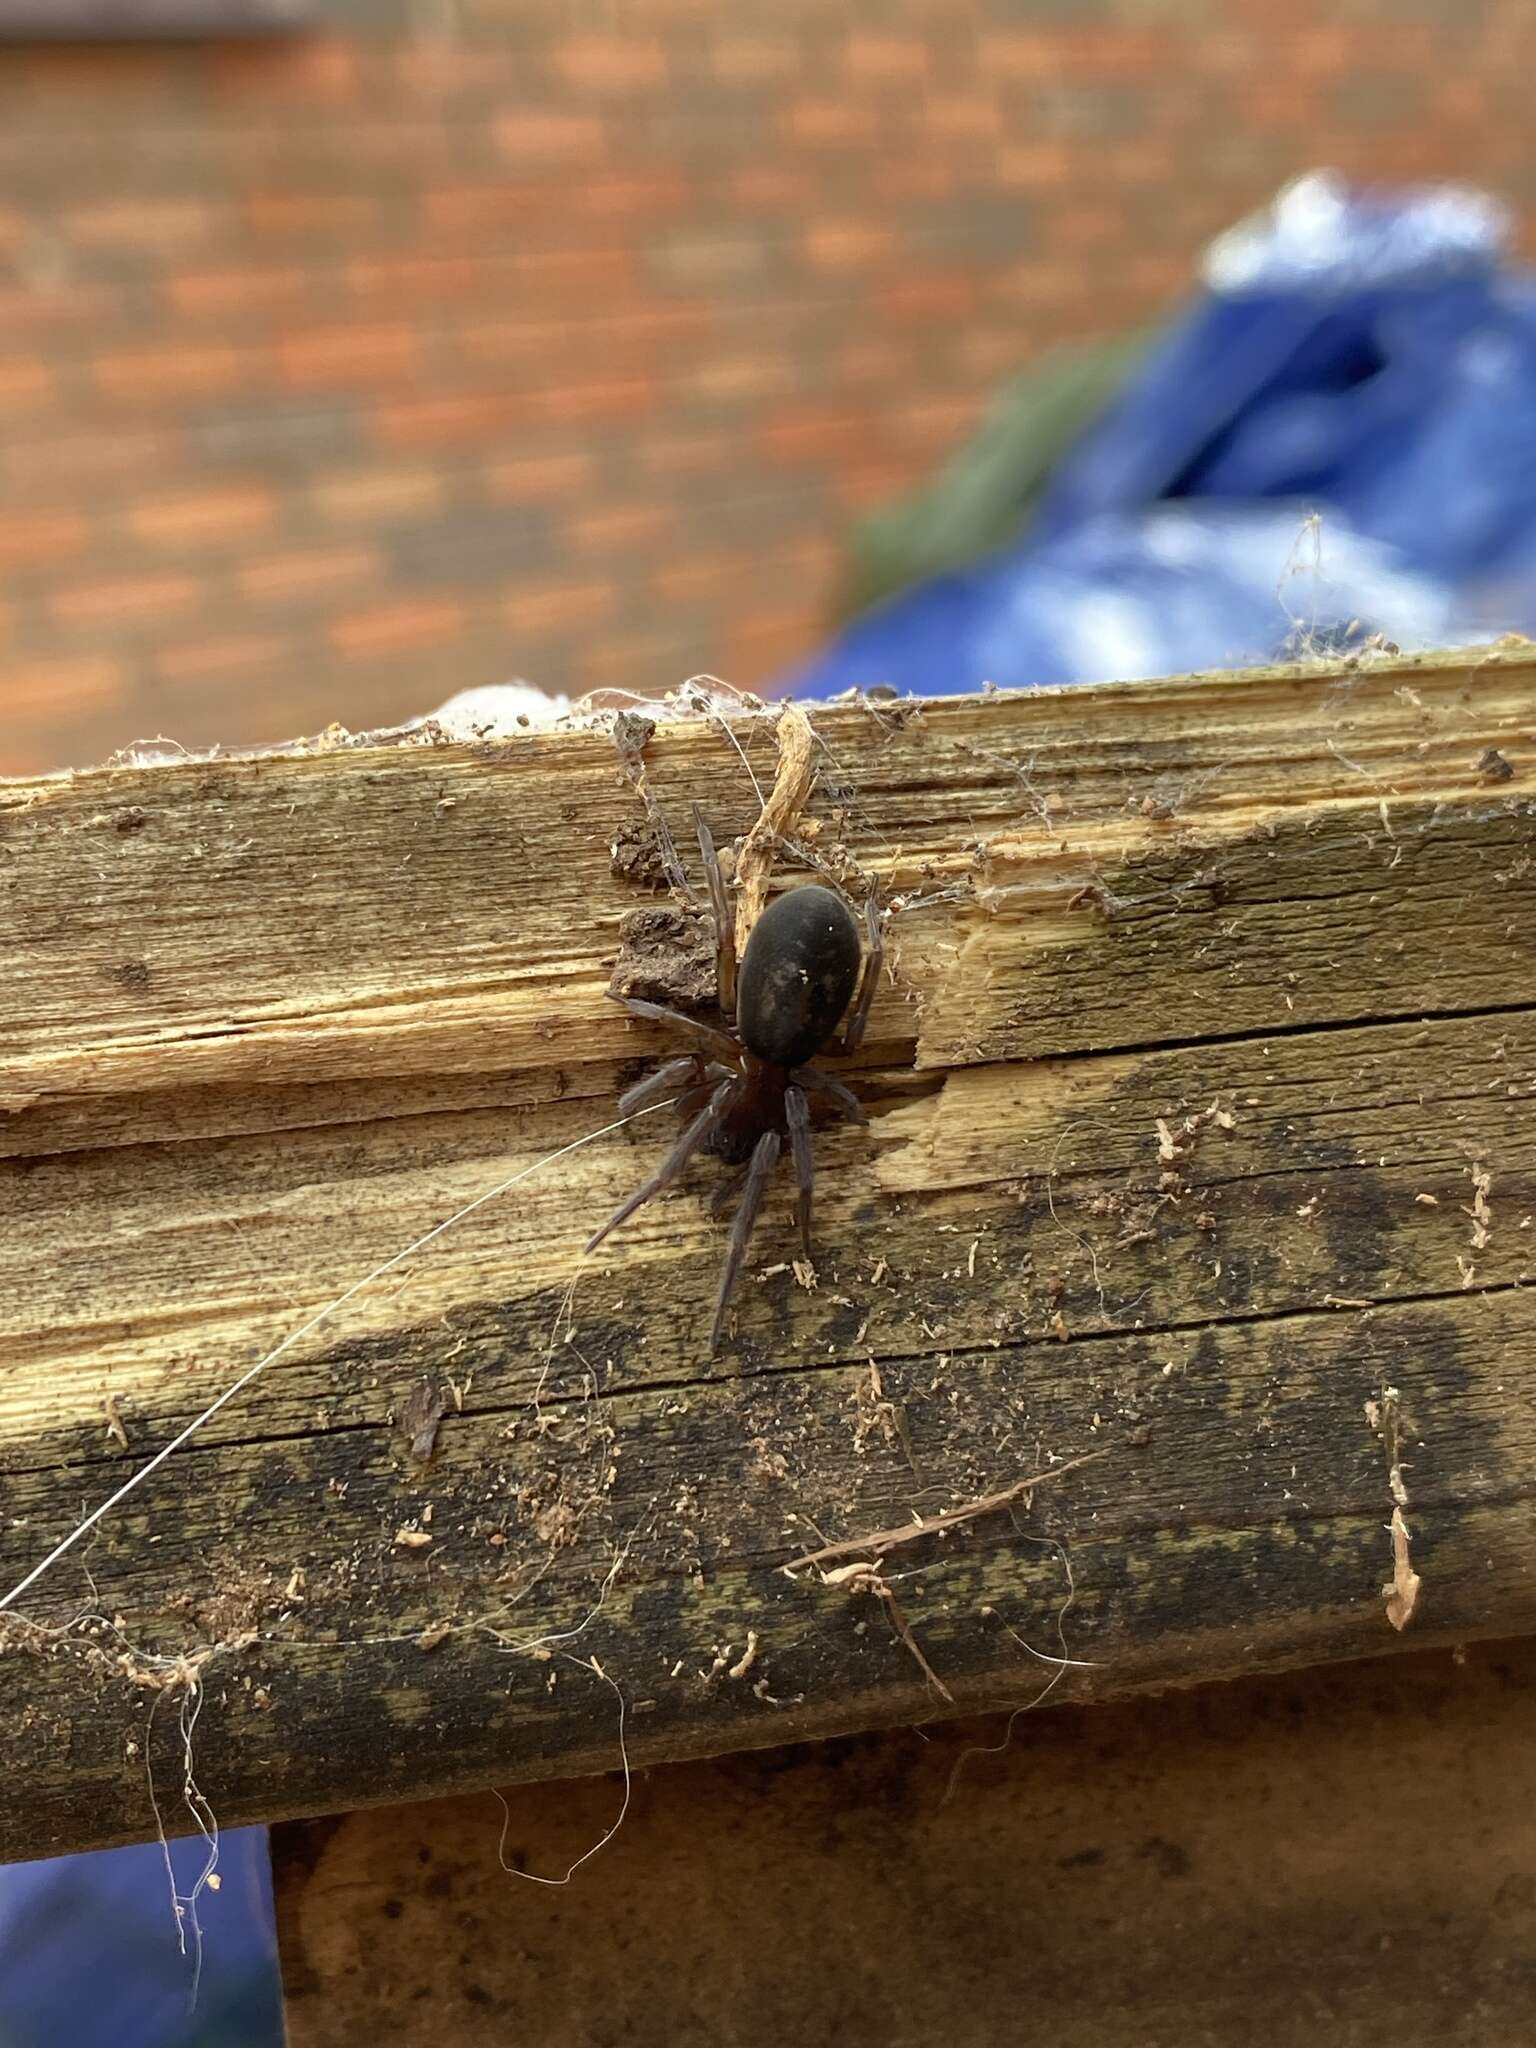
[736,885,862,1069]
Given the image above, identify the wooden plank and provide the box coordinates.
[2,648,1535,1862]
[273,1635,1536,2048]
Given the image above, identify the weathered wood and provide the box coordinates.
[274,1636,1536,2048]
[2,648,1535,1862]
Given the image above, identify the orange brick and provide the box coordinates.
[383,376,651,446]
[344,251,489,306]
[782,97,883,149]
[51,569,202,633]
[831,459,923,515]
[686,355,796,408]
[803,217,898,273]
[836,337,914,387]
[920,94,1003,141]
[243,190,379,239]
[2,425,173,495]
[712,38,800,88]
[629,428,735,483]
[156,630,292,688]
[567,503,674,555]
[0,358,57,414]
[311,465,446,527]
[418,183,549,236]
[718,605,819,686]
[278,323,423,390]
[872,159,962,204]
[1290,25,1362,74]
[65,199,219,251]
[491,111,606,162]
[514,245,638,300]
[2,652,127,718]
[209,35,359,107]
[652,550,746,608]
[0,509,89,573]
[127,484,278,552]
[580,627,712,696]
[876,272,981,325]
[92,343,250,406]
[754,403,887,470]
[1049,203,1125,250]
[0,281,114,336]
[1124,252,1194,300]
[1100,138,1178,184]
[892,395,980,457]
[503,581,617,638]
[484,451,595,502]
[458,303,705,374]
[844,33,930,83]
[374,393,523,449]
[8,45,175,101]
[239,542,379,609]
[1233,85,1314,131]
[725,164,818,211]
[995,141,1078,189]
[455,312,585,372]
[1055,25,1171,78]
[392,42,520,97]
[976,33,1060,81]
[330,593,468,660]
[0,740,48,776]
[577,169,690,221]
[952,328,1027,384]
[166,265,312,320]
[554,35,668,94]
[535,376,657,428]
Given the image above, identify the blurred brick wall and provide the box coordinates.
[1,0,1534,774]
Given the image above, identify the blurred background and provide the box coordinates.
[5,2,1536,2042]
[2,0,1534,780]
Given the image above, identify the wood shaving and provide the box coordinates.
[727,1631,760,1680]
[732,703,818,955]
[1384,1507,1421,1630]
[1467,1163,1493,1252]
[784,1448,1104,1573]
[102,1394,128,1452]
[398,1377,452,1464]
[1367,1388,1420,1630]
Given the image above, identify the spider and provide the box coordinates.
[587,810,883,1352]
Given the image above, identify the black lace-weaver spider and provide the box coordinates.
[588,809,882,1351]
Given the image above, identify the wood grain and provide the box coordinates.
[2,647,1534,1862]
[274,1637,1536,2048]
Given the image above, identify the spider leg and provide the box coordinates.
[834,891,885,1056]
[693,804,737,1017]
[618,1054,703,1120]
[609,992,739,1062]
[785,1083,814,1257]
[710,1128,782,1353]
[586,1080,733,1255]
[792,1064,865,1124]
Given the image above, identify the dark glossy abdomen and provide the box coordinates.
[736,885,861,1068]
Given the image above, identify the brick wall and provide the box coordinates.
[1,0,1533,774]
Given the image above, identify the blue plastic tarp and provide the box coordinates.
[785,172,1535,698]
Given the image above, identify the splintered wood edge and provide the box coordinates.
[2,644,1535,1859]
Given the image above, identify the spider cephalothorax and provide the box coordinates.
[588,814,881,1352]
